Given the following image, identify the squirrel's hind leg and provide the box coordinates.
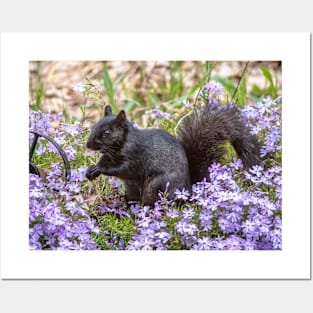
[124,180,142,203]
[142,173,190,206]
[141,175,171,206]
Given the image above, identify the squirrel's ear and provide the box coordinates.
[104,105,112,117]
[115,110,126,126]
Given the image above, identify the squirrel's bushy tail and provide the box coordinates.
[176,103,261,184]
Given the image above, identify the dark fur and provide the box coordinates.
[86,105,190,205]
[176,104,260,184]
[86,104,260,205]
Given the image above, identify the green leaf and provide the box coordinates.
[169,96,189,108]
[169,61,183,99]
[237,76,247,108]
[113,70,130,91]
[213,75,236,95]
[247,94,263,103]
[252,84,262,95]
[205,61,213,83]
[103,64,118,112]
[148,93,160,106]
[205,61,212,75]
[259,65,274,85]
[259,65,278,98]
[124,98,144,112]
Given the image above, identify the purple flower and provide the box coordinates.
[55,112,64,121]
[61,122,82,137]
[153,203,163,219]
[64,146,77,160]
[35,141,46,155]
[183,99,192,108]
[274,96,282,103]
[130,204,141,216]
[70,166,88,182]
[218,216,234,234]
[230,158,243,170]
[226,235,243,250]
[29,110,55,135]
[146,105,173,119]
[242,220,256,235]
[167,209,180,219]
[65,201,84,215]
[182,207,195,219]
[243,239,256,250]
[205,81,223,95]
[261,127,281,157]
[175,220,198,235]
[54,133,66,145]
[212,237,227,250]
[192,237,214,250]
[29,86,282,251]
[72,82,85,93]
[225,209,242,224]
[174,188,190,201]
[199,210,213,231]
[109,178,122,190]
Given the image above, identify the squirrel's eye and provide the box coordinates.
[103,129,111,135]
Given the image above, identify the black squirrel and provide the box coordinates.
[86,104,260,205]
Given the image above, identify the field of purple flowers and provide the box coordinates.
[29,62,282,250]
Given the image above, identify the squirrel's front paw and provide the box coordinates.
[86,165,101,181]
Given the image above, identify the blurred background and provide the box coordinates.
[29,61,282,125]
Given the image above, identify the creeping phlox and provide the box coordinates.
[29,82,281,250]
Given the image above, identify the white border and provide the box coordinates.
[0,33,310,279]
